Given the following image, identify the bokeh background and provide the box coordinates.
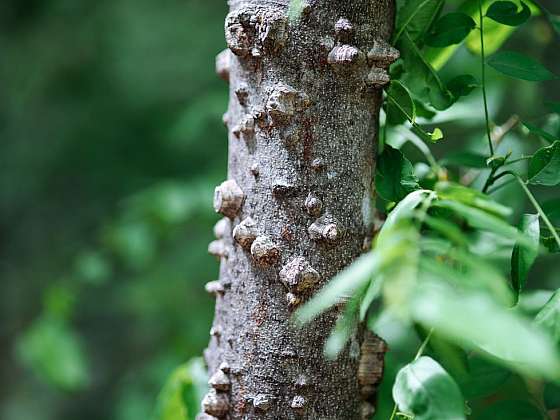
[0,0,558,419]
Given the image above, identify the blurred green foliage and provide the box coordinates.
[0,1,227,419]
[1,0,559,419]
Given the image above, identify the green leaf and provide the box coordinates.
[546,100,560,115]
[535,289,560,348]
[410,124,445,144]
[523,121,557,144]
[435,181,512,218]
[544,382,560,409]
[386,80,417,125]
[393,356,466,420]
[528,141,560,185]
[511,214,540,302]
[486,1,531,26]
[440,151,487,168]
[447,74,479,99]
[412,281,560,381]
[376,145,421,202]
[434,199,530,245]
[457,356,511,399]
[324,294,361,359]
[425,12,476,47]
[384,189,433,230]
[294,253,377,325]
[15,316,90,391]
[487,51,559,81]
[420,254,514,307]
[430,127,443,142]
[476,400,544,420]
[395,0,445,42]
[542,197,560,222]
[423,216,469,246]
[152,358,208,420]
[296,211,424,325]
[463,0,535,56]
[415,99,437,119]
[551,14,560,35]
[397,31,454,110]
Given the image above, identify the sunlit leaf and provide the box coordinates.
[425,12,476,47]
[511,214,540,302]
[487,51,559,81]
[535,289,560,348]
[528,141,560,185]
[152,358,208,420]
[384,189,433,230]
[486,1,531,26]
[412,281,560,381]
[294,253,378,325]
[393,356,466,420]
[433,199,531,246]
[324,295,362,359]
[435,181,512,218]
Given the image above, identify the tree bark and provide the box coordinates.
[202,1,396,419]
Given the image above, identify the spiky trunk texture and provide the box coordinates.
[201,1,396,419]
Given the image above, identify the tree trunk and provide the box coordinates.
[201,1,396,419]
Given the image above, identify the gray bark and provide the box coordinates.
[202,1,396,419]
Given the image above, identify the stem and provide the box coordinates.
[389,404,398,420]
[512,173,560,249]
[505,155,532,165]
[415,328,434,361]
[478,1,494,156]
[482,167,498,193]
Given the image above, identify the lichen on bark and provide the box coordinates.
[200,1,396,418]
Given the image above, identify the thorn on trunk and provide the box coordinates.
[250,163,260,177]
[214,180,245,219]
[202,389,230,417]
[213,218,230,239]
[253,394,272,411]
[304,193,323,217]
[291,395,307,410]
[215,49,231,82]
[219,361,231,373]
[235,84,249,105]
[308,215,341,243]
[250,236,280,266]
[334,18,354,42]
[233,217,258,249]
[209,369,231,392]
[208,240,228,259]
[279,257,320,293]
[205,281,225,296]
